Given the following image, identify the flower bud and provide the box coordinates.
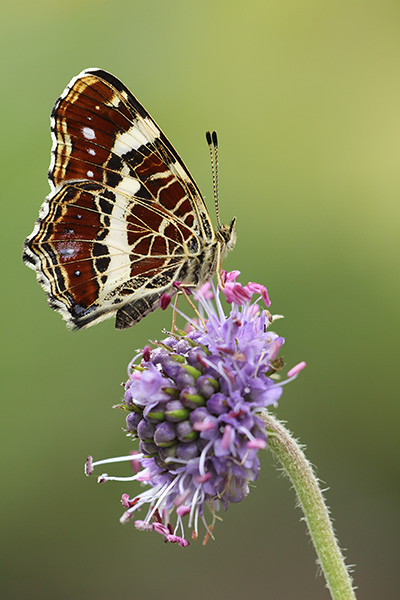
[139,441,158,455]
[176,420,198,442]
[165,400,190,422]
[180,387,206,409]
[177,442,199,461]
[125,411,142,432]
[154,421,177,447]
[137,419,156,441]
[196,375,219,399]
[206,393,229,416]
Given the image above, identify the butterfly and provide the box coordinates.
[23,68,236,330]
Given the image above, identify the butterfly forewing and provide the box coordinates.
[48,69,212,236]
[23,69,227,329]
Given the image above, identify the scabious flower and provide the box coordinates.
[86,272,305,547]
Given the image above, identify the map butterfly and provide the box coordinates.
[23,69,236,329]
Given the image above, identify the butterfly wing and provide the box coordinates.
[23,69,216,329]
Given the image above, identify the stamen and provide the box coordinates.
[85,456,93,475]
[176,505,191,517]
[160,293,172,310]
[98,471,145,483]
[212,279,227,321]
[287,361,307,378]
[120,511,134,524]
[247,439,267,450]
[199,440,213,475]
[174,488,191,506]
[127,352,144,376]
[165,457,189,465]
[149,477,179,521]
[121,493,134,508]
[134,519,153,530]
[188,486,202,527]
[90,454,144,469]
[193,420,215,432]
[194,472,212,484]
[194,505,200,538]
[202,521,215,545]
[275,363,307,387]
[153,522,169,536]
[142,346,151,361]
[221,424,233,450]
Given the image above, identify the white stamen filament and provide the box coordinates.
[254,350,268,377]
[199,440,213,475]
[195,293,213,317]
[275,372,301,387]
[165,457,189,465]
[148,477,179,521]
[238,425,255,441]
[201,513,215,539]
[91,454,144,468]
[212,280,228,322]
[99,472,144,483]
[188,486,202,527]
[131,489,162,515]
[177,475,190,497]
[199,354,233,393]
[194,505,200,537]
[127,352,144,375]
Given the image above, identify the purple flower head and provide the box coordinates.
[86,272,305,546]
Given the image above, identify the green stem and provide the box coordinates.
[261,411,356,600]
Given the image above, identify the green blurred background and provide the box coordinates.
[1,0,399,598]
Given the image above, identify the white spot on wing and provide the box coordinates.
[87,170,94,177]
[58,243,78,257]
[113,129,145,155]
[112,118,160,156]
[82,127,96,140]
[115,176,141,196]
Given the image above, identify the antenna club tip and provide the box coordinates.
[205,130,212,145]
[212,130,218,146]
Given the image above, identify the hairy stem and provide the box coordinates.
[261,411,356,600]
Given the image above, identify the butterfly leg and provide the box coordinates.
[178,286,208,331]
[170,294,180,333]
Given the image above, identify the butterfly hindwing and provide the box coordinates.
[24,176,201,328]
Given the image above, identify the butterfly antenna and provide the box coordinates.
[206,130,221,228]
